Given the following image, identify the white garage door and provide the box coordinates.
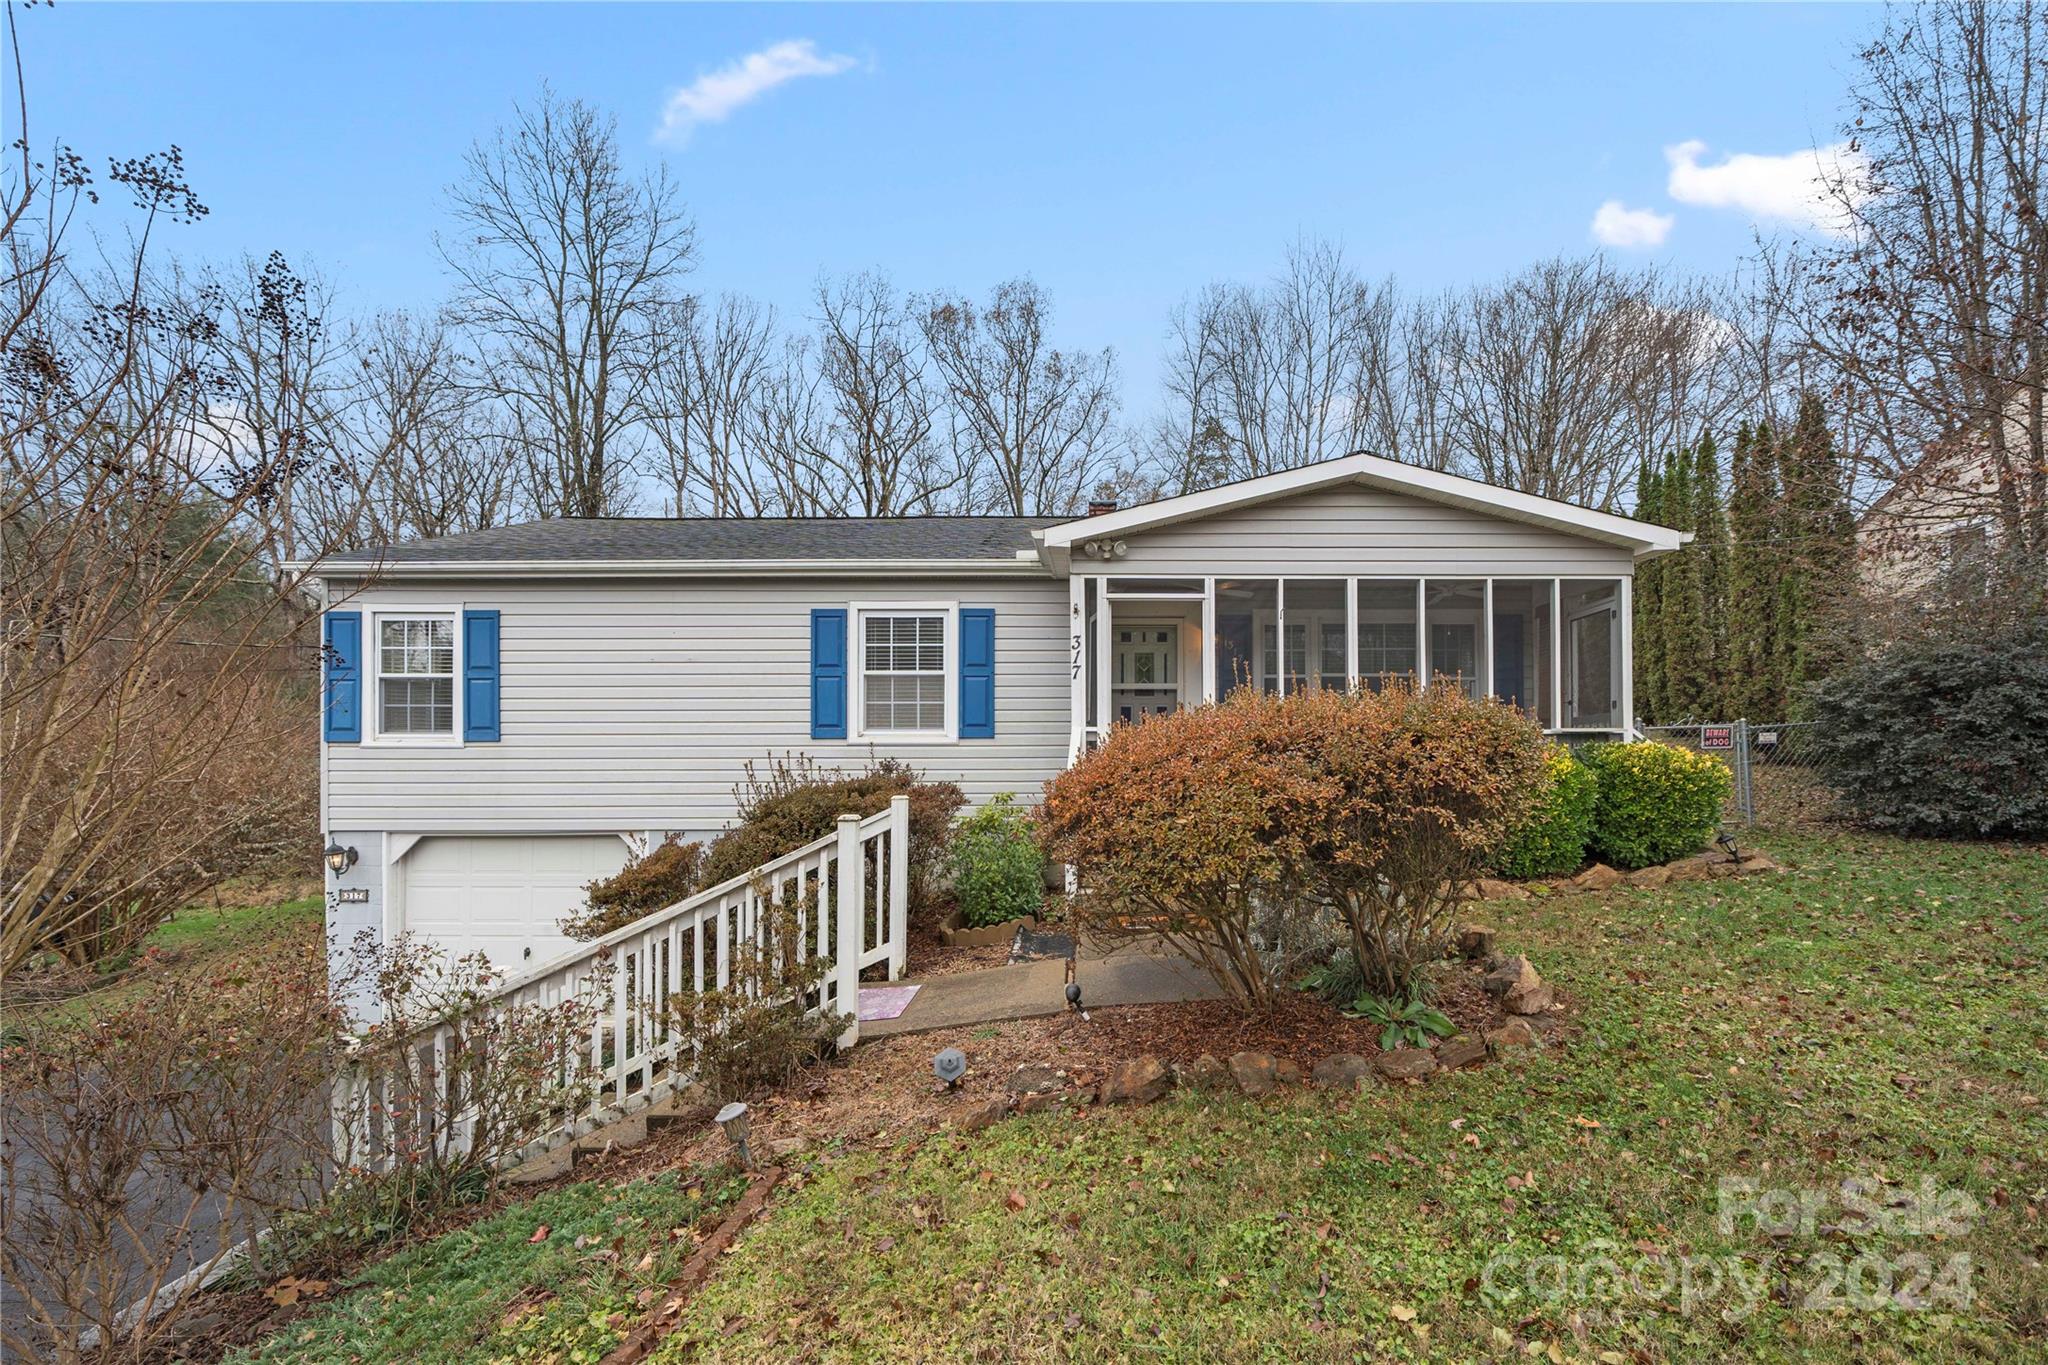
[402,835,629,973]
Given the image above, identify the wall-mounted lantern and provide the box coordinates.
[325,841,359,876]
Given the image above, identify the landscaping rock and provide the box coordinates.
[1627,864,1673,888]
[1102,1056,1173,1106]
[957,1097,1011,1132]
[1737,853,1783,875]
[1573,863,1625,891]
[1274,1057,1305,1086]
[1485,1018,1537,1049]
[1482,955,1541,999]
[1456,925,1497,960]
[1310,1053,1375,1089]
[1665,856,1715,883]
[1376,1048,1437,1082]
[1016,1090,1068,1115]
[1229,1050,1283,1096]
[1505,980,1556,1015]
[1178,1053,1232,1091]
[1471,878,1531,902]
[1436,1037,1488,1070]
[1006,1064,1065,1096]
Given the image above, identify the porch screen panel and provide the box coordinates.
[1489,580,1554,721]
[1560,580,1623,730]
[1354,581,1419,693]
[1214,579,1279,698]
[1282,580,1347,692]
[1424,580,1485,699]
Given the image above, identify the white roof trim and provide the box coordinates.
[297,557,1055,581]
[1034,453,1687,558]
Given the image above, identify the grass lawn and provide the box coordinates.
[647,831,2047,1363]
[229,1165,752,1365]
[2,888,324,1034]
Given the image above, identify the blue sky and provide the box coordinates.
[15,2,1879,404]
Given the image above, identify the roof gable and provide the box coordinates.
[1036,453,1685,561]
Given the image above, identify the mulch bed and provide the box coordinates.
[900,920,1017,977]
[1072,969,1502,1071]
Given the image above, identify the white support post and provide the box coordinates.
[1619,576,1635,737]
[1200,578,1217,703]
[1344,577,1359,690]
[834,813,863,1049]
[1415,579,1430,689]
[1276,579,1287,694]
[1550,579,1563,733]
[1093,579,1112,736]
[1481,579,1495,700]
[887,795,910,980]
[1067,575,1086,761]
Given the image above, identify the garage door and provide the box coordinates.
[402,835,629,972]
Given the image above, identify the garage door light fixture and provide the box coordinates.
[325,841,359,876]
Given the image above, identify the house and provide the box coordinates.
[1857,435,2041,597]
[310,453,1685,975]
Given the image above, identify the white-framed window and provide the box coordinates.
[372,609,461,743]
[853,604,956,741]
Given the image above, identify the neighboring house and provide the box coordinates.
[308,453,1684,974]
[1858,443,2011,594]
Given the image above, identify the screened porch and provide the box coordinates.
[1067,575,1630,758]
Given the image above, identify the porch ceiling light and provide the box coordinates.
[324,841,359,876]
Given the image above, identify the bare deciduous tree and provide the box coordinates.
[442,86,695,518]
[1425,256,1737,509]
[1150,241,1396,489]
[1785,0,2047,567]
[772,272,957,516]
[647,293,779,515]
[920,277,1122,515]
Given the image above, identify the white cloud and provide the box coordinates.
[655,39,857,144]
[1590,199,1674,249]
[1664,139,1866,236]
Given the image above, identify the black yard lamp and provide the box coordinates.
[715,1101,756,1169]
[325,841,359,876]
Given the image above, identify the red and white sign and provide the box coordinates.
[1702,726,1734,750]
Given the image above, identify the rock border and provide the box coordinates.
[941,942,1569,1125]
[1469,847,1784,903]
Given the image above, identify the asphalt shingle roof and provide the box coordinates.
[319,516,1065,568]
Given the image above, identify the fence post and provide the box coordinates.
[834,813,863,1049]
[887,795,910,981]
[1735,718,1755,826]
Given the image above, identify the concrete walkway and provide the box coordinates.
[864,941,1223,1038]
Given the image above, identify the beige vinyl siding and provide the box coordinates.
[326,574,1070,834]
[1083,484,1636,578]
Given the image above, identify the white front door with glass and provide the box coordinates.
[1113,625,1179,721]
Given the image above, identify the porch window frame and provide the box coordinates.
[1551,575,1630,736]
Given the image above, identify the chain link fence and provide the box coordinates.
[1641,720,1836,828]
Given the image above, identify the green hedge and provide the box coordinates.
[1583,741,1731,870]
[1497,746,1597,878]
[949,794,1045,928]
[1807,622,2048,838]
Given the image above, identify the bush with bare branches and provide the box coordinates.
[0,946,342,1364]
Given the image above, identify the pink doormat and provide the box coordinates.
[858,984,921,1022]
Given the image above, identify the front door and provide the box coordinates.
[1113,625,1179,721]
[1567,605,1617,729]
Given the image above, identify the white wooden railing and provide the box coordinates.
[334,796,910,1168]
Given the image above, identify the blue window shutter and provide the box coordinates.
[463,609,501,742]
[959,607,995,739]
[811,609,847,739]
[322,611,361,743]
